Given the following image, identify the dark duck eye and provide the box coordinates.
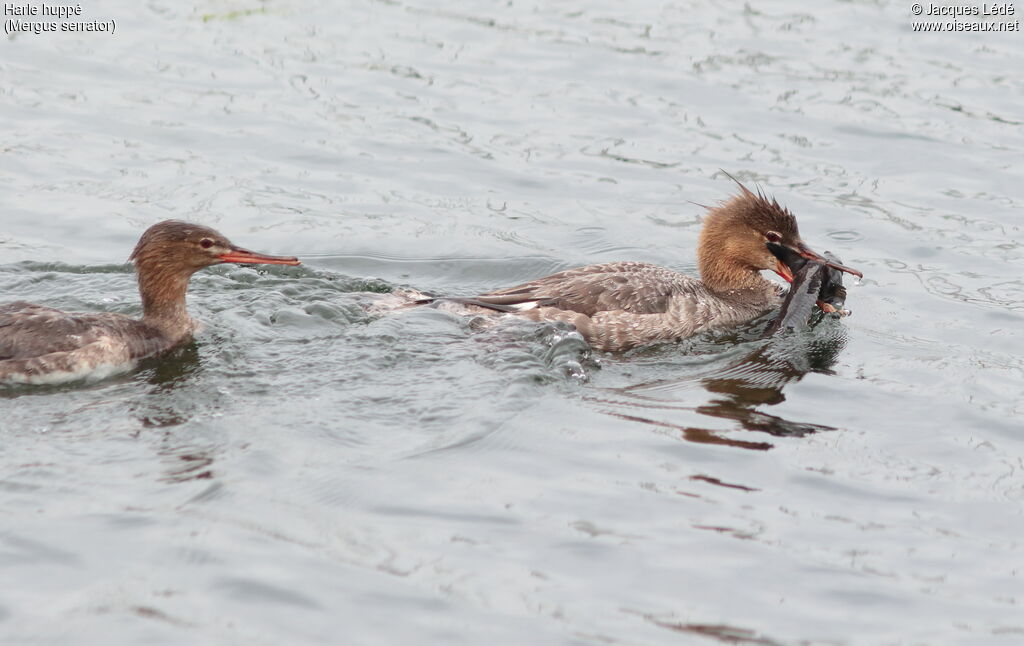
[199,238,215,249]
[765,230,783,243]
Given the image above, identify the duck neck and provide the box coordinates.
[698,252,771,295]
[135,261,197,340]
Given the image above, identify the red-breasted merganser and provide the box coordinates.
[0,220,300,384]
[431,183,862,352]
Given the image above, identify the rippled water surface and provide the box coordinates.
[3,1,1024,644]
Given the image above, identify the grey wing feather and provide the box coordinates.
[476,262,700,316]
[0,302,102,360]
[0,302,170,362]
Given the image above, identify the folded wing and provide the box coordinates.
[475,262,700,316]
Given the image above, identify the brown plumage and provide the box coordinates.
[1,220,300,384]
[446,183,861,352]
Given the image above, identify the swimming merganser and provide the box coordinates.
[0,220,300,384]
[430,182,862,351]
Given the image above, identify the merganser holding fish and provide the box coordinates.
[0,220,300,385]
[423,181,862,351]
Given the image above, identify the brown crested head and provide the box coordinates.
[697,179,863,291]
[129,220,300,274]
[698,182,803,291]
[127,220,299,325]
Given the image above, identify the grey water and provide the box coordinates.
[2,1,1024,644]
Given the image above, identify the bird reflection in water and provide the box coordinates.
[599,325,845,451]
[693,323,844,441]
[594,255,851,451]
[138,340,203,392]
[132,342,217,482]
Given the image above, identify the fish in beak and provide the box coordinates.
[767,241,857,315]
